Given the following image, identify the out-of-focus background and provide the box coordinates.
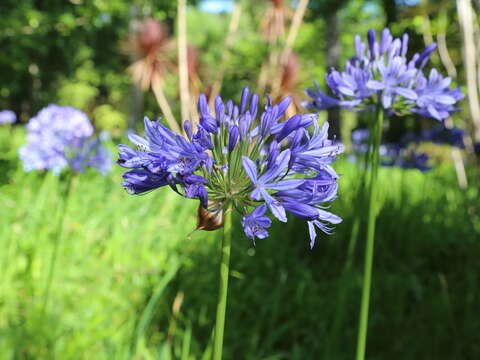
[1,0,479,359]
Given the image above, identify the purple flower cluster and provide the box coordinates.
[304,28,463,120]
[0,110,16,124]
[118,87,344,248]
[19,105,112,175]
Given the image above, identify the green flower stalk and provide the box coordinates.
[355,108,384,360]
[213,203,232,360]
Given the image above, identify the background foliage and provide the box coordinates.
[1,0,479,359]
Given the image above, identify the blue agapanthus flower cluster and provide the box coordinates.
[304,28,464,120]
[118,87,344,247]
[19,105,112,175]
[0,110,16,124]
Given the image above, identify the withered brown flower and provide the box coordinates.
[127,18,175,90]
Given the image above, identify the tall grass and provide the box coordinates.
[1,126,479,359]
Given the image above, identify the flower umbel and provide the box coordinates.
[304,28,463,120]
[19,105,112,174]
[118,87,343,247]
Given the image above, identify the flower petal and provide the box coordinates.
[261,189,287,222]
[317,209,342,224]
[128,133,150,150]
[242,156,258,182]
[284,202,319,220]
[308,221,317,248]
[265,178,304,191]
[259,149,291,183]
[394,87,418,100]
[366,80,385,91]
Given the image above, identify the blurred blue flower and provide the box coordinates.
[351,128,371,154]
[416,125,465,149]
[119,87,343,246]
[398,151,431,172]
[326,65,373,102]
[409,69,465,121]
[0,110,16,124]
[349,128,432,172]
[19,105,111,174]
[70,137,112,175]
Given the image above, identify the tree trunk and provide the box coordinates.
[457,0,480,141]
[383,0,397,25]
[128,5,143,129]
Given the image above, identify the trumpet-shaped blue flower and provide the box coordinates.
[119,87,343,247]
[122,169,170,194]
[183,174,209,208]
[289,121,344,175]
[242,150,304,222]
[275,169,341,247]
[241,204,272,242]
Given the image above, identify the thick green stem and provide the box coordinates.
[213,204,232,360]
[355,108,384,360]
